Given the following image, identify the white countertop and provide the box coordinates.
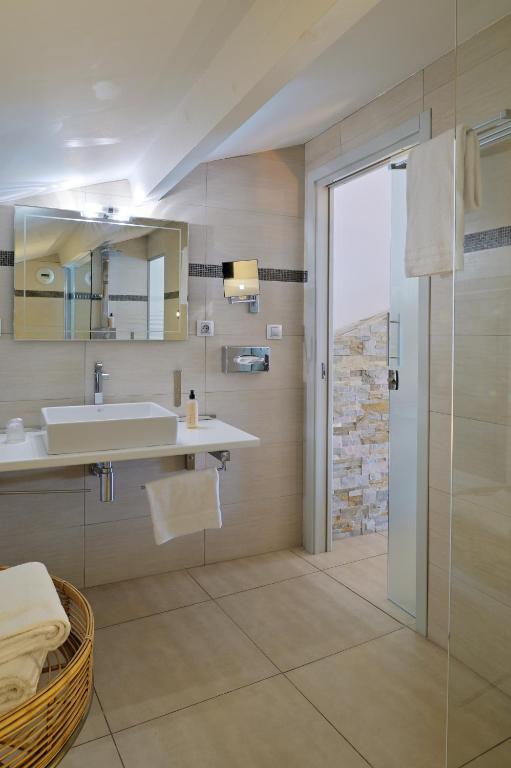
[0,419,259,473]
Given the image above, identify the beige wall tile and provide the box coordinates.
[453,416,511,517]
[429,411,452,494]
[84,337,205,401]
[205,334,303,393]
[428,562,449,649]
[430,334,452,415]
[340,73,423,154]
[462,740,511,767]
[85,516,204,586]
[85,456,184,523]
[304,123,342,172]
[205,277,304,337]
[424,80,455,137]
[206,206,304,269]
[0,398,80,429]
[0,525,84,587]
[452,496,511,608]
[208,441,302,507]
[455,247,511,336]
[0,490,83,533]
[456,44,511,127]
[424,50,455,94]
[205,495,302,563]
[204,389,303,445]
[206,149,304,218]
[429,488,451,571]
[430,273,453,336]
[0,266,13,334]
[0,465,84,492]
[0,336,85,402]
[457,14,511,75]
[114,675,369,768]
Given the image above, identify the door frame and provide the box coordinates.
[303,110,432,634]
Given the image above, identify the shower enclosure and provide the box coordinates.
[446,2,511,764]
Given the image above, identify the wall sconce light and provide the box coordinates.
[222,259,260,314]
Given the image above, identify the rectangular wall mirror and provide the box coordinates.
[14,206,189,341]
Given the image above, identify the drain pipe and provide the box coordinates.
[90,462,115,502]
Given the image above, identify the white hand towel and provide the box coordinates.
[0,648,47,715]
[405,124,481,277]
[146,467,222,545]
[0,562,71,666]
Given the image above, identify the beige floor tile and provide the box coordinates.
[293,533,387,570]
[84,570,210,628]
[327,555,415,627]
[59,736,123,768]
[288,629,447,768]
[217,572,399,671]
[93,601,277,731]
[462,740,511,767]
[189,550,316,597]
[74,693,109,746]
[115,675,369,768]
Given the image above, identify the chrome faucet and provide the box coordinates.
[94,361,110,405]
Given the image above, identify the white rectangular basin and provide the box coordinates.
[41,402,178,455]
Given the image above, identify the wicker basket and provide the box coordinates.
[0,568,94,768]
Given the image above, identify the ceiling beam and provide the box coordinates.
[131,0,382,201]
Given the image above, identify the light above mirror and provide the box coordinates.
[14,205,189,342]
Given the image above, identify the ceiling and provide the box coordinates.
[4,0,505,204]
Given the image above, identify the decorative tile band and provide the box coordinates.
[109,294,148,302]
[0,250,14,267]
[464,226,511,253]
[14,289,64,299]
[188,263,308,283]
[164,291,180,300]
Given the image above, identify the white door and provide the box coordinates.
[387,166,430,621]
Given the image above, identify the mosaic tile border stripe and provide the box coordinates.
[0,251,14,267]
[188,263,308,282]
[464,226,511,253]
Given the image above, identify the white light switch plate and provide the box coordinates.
[266,324,282,340]
[197,320,215,337]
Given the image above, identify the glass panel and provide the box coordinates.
[447,2,511,765]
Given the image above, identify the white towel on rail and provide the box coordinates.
[146,467,222,545]
[0,562,70,666]
[0,648,47,715]
[405,125,481,277]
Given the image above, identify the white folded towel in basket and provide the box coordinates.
[0,562,71,666]
[0,649,47,715]
[146,467,222,545]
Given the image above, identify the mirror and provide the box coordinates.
[222,259,260,299]
[14,206,189,341]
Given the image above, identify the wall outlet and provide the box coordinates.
[266,324,282,340]
[197,320,215,337]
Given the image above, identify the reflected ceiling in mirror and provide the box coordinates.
[14,206,189,341]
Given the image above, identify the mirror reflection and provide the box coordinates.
[14,207,189,341]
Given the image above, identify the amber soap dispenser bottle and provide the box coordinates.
[186,389,199,428]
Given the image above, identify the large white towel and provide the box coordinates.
[0,562,71,666]
[0,649,47,715]
[146,468,222,545]
[405,125,482,277]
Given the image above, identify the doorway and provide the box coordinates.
[328,159,429,626]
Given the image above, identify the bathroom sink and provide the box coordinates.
[41,402,178,455]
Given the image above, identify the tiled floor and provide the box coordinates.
[58,536,509,767]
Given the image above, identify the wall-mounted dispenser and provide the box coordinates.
[223,346,270,373]
[222,259,260,313]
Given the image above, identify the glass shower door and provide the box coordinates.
[447,3,511,764]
